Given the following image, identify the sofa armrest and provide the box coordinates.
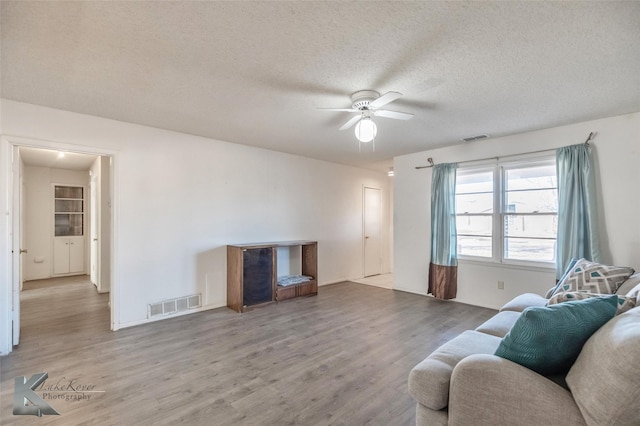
[408,331,502,410]
[449,354,587,426]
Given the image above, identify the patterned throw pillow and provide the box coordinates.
[550,258,635,297]
[547,292,636,315]
[546,258,580,298]
[494,295,618,375]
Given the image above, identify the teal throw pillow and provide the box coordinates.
[494,295,618,375]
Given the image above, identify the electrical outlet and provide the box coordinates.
[497,280,505,290]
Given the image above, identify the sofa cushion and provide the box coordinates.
[494,296,618,375]
[500,293,547,312]
[408,330,501,410]
[623,280,640,305]
[550,258,634,297]
[475,311,521,338]
[547,291,636,315]
[449,354,587,426]
[567,306,640,426]
[416,404,447,426]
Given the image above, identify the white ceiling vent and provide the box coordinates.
[461,134,490,142]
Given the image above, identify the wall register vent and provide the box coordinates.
[461,134,490,142]
[148,294,201,318]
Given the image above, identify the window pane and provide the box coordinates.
[55,186,83,198]
[458,236,492,258]
[456,193,493,214]
[504,238,556,262]
[456,170,493,194]
[457,215,492,236]
[504,214,557,238]
[55,214,83,236]
[457,169,494,259]
[55,199,84,213]
[505,189,557,213]
[505,164,557,191]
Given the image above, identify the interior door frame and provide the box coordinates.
[90,176,99,288]
[11,145,22,345]
[0,135,118,355]
[1,138,11,354]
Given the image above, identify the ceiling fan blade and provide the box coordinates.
[339,115,362,130]
[317,108,359,112]
[368,91,402,109]
[374,109,414,120]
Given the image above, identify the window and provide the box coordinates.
[455,158,557,266]
[456,168,494,258]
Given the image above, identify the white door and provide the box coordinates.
[363,187,382,277]
[11,146,22,345]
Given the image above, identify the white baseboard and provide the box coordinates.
[112,302,227,330]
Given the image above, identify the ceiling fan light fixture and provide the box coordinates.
[355,118,377,143]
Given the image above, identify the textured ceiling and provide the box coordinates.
[2,1,640,171]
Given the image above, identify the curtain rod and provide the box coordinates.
[415,132,595,170]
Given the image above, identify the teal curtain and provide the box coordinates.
[429,163,458,299]
[556,143,601,279]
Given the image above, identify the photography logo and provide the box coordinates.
[14,372,105,416]
[13,372,59,416]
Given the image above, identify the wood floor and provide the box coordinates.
[1,276,496,425]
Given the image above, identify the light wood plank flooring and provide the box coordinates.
[1,276,496,425]
[351,274,394,289]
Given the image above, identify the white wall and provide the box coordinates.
[394,112,640,309]
[23,166,90,280]
[0,99,392,334]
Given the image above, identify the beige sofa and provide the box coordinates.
[408,274,640,426]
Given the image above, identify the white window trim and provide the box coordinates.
[456,156,557,271]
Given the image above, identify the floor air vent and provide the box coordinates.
[148,294,202,318]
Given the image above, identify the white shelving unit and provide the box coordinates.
[53,185,85,275]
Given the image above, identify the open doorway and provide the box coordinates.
[363,186,382,278]
[12,145,112,348]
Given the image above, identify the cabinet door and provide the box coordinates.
[54,238,70,274]
[242,248,273,306]
[69,238,85,273]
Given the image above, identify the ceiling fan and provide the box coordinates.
[319,90,414,143]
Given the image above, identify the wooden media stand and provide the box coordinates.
[227,240,318,313]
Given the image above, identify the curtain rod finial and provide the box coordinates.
[585,132,595,145]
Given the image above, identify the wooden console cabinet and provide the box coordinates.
[227,241,317,313]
